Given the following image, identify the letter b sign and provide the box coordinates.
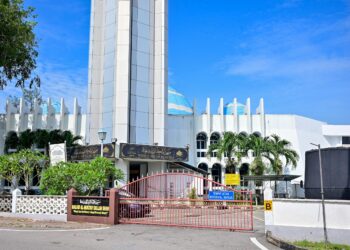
[264,200,273,211]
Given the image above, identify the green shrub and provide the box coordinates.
[40,157,124,195]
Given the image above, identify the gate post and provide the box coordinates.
[67,188,77,221]
[109,188,119,225]
[11,188,22,213]
[264,187,274,233]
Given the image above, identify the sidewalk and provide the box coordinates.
[0,213,105,230]
[0,212,67,222]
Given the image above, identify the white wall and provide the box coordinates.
[0,98,86,154]
[167,115,195,165]
[267,199,350,245]
[273,199,350,229]
[265,115,330,182]
[323,125,350,136]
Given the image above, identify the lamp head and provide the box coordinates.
[98,129,107,141]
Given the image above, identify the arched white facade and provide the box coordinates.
[2,95,350,186]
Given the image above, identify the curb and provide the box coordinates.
[266,231,307,250]
[253,206,264,211]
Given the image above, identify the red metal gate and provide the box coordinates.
[117,171,253,231]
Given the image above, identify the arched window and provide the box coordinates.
[198,163,208,172]
[239,131,248,137]
[210,132,220,145]
[212,163,222,185]
[198,163,209,194]
[196,132,207,158]
[253,132,261,137]
[225,165,236,174]
[197,132,207,149]
[239,163,250,187]
[210,132,220,157]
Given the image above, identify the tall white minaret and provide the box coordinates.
[86,0,168,146]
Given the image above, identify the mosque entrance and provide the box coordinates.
[117,172,253,231]
[128,163,148,196]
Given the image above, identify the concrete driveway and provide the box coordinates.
[0,210,280,250]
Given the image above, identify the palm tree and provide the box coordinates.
[61,130,82,147]
[4,131,19,154]
[207,132,248,173]
[247,134,270,176]
[267,134,299,175]
[48,129,64,144]
[33,129,50,150]
[18,129,35,150]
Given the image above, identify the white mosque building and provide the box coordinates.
[1,87,350,187]
[1,0,350,196]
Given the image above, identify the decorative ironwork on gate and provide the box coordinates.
[117,171,253,231]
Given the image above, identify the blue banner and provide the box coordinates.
[208,191,234,201]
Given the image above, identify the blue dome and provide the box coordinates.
[223,102,245,115]
[168,86,193,115]
[41,101,61,115]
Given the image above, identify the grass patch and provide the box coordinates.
[293,240,350,250]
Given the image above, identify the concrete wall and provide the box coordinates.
[15,195,67,215]
[0,196,12,212]
[266,199,350,245]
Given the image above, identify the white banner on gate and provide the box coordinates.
[49,143,67,166]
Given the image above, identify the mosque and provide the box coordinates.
[1,86,349,195]
[1,0,350,197]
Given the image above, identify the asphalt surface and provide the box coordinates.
[0,210,280,250]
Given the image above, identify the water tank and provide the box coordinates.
[305,147,350,200]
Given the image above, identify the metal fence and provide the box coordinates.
[117,172,253,231]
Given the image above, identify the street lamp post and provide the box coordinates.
[97,130,107,196]
[98,130,107,158]
[310,143,328,243]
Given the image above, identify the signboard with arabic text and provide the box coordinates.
[49,143,66,166]
[119,143,188,162]
[67,143,115,161]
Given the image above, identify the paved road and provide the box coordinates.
[0,210,280,250]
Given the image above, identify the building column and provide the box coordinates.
[245,98,252,134]
[257,98,266,137]
[18,98,28,132]
[221,166,226,185]
[219,98,224,132]
[233,98,239,133]
[73,98,81,136]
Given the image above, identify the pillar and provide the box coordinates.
[245,98,252,134]
[233,98,238,133]
[264,186,274,233]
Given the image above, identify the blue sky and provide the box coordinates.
[1,0,349,124]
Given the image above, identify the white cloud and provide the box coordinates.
[227,56,350,80]
[0,62,88,113]
[224,16,350,85]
